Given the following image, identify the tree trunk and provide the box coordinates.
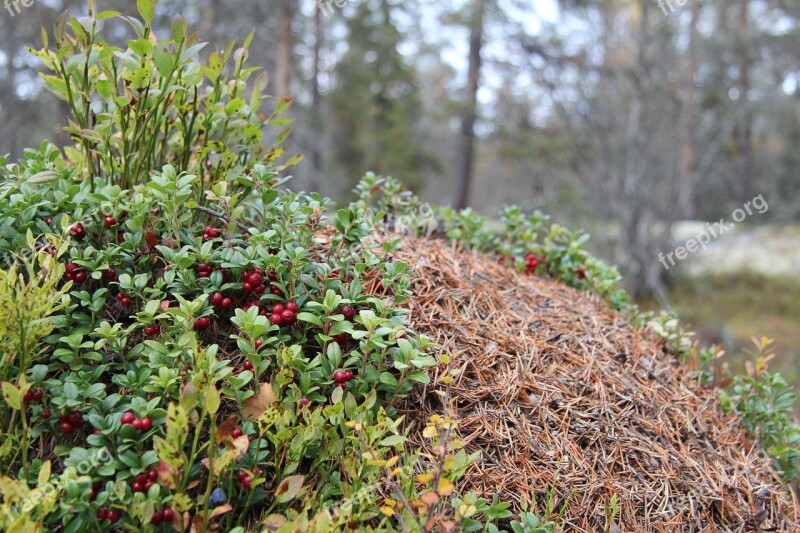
[453,0,486,209]
[310,1,324,191]
[275,0,294,99]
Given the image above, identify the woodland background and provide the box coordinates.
[1,0,799,380]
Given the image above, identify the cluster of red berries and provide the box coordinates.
[143,324,163,337]
[235,466,262,490]
[58,411,84,434]
[117,293,133,307]
[69,222,86,241]
[194,316,212,331]
[131,467,159,493]
[150,506,175,526]
[210,292,233,309]
[202,226,221,241]
[524,253,541,275]
[64,263,87,283]
[332,369,355,388]
[96,508,123,523]
[104,214,117,228]
[240,267,277,295]
[23,388,44,403]
[121,411,152,431]
[268,301,298,327]
[196,262,225,278]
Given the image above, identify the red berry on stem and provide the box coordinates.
[232,428,243,438]
[41,410,51,420]
[97,508,108,520]
[281,310,296,325]
[243,360,254,371]
[221,297,232,309]
[344,370,354,381]
[148,468,158,481]
[32,389,44,401]
[140,417,152,431]
[74,271,87,283]
[272,303,285,315]
[135,473,147,484]
[121,412,135,425]
[210,292,224,306]
[60,422,73,434]
[150,510,162,525]
[161,507,174,521]
[132,419,143,430]
[269,313,283,326]
[286,301,298,313]
[340,305,356,321]
[132,481,143,493]
[143,480,154,491]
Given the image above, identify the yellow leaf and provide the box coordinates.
[379,506,395,516]
[38,461,51,486]
[243,382,276,421]
[437,478,455,496]
[416,473,434,484]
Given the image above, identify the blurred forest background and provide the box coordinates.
[1,0,798,381]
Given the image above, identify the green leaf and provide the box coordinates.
[379,435,406,447]
[137,0,156,23]
[1,382,22,410]
[379,372,398,386]
[205,384,221,415]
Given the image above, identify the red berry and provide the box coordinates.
[270,284,284,297]
[150,510,162,525]
[23,392,33,402]
[121,412,135,425]
[253,284,265,295]
[74,271,87,283]
[41,410,51,420]
[161,507,174,521]
[247,272,263,286]
[267,269,278,281]
[332,333,348,346]
[148,468,158,481]
[58,413,69,423]
[281,310,296,325]
[344,370,354,381]
[241,476,251,489]
[97,508,108,520]
[132,481,143,493]
[272,303,285,315]
[286,301,298,313]
[221,297,232,309]
[60,422,73,434]
[194,317,211,331]
[577,266,587,279]
[69,222,86,240]
[32,389,44,401]
[132,418,143,430]
[243,360,254,371]
[143,480,154,491]
[298,396,310,408]
[269,313,283,326]
[243,282,253,293]
[340,305,356,321]
[140,417,152,431]
[333,370,346,383]
[232,428,243,438]
[254,338,263,350]
[68,412,83,425]
[104,215,117,228]
[210,292,224,306]
[135,473,148,484]
[45,217,52,225]
[108,509,122,522]
[102,268,118,282]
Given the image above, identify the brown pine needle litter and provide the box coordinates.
[385,236,798,532]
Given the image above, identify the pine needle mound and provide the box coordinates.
[392,237,798,532]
